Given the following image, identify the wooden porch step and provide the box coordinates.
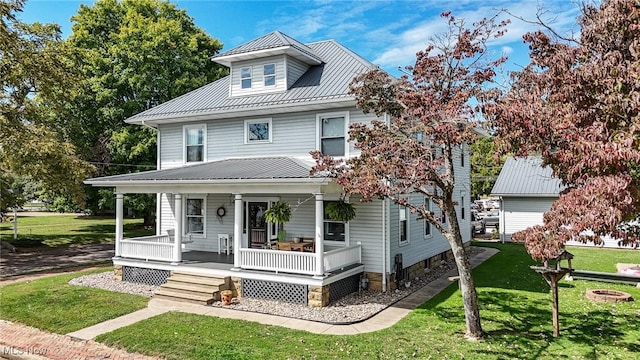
[154,289,214,304]
[154,271,230,305]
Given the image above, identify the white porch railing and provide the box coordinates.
[239,248,317,275]
[239,244,362,276]
[324,244,362,272]
[119,235,175,262]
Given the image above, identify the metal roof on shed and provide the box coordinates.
[86,157,318,183]
[491,157,565,197]
[126,39,373,124]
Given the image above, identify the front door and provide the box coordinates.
[247,202,268,248]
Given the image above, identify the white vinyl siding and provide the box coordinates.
[500,197,554,243]
[230,55,286,96]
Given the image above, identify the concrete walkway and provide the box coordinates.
[0,247,498,359]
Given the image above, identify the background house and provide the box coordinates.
[87,31,472,307]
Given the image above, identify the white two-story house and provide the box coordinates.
[86,31,472,307]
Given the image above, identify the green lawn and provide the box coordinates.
[566,245,639,272]
[96,243,640,360]
[0,268,149,333]
[0,215,153,248]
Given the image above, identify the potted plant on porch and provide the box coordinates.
[325,198,356,223]
[263,200,292,242]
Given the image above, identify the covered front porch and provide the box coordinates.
[89,157,363,279]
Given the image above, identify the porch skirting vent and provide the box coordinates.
[329,273,361,303]
[241,279,307,304]
[122,266,170,286]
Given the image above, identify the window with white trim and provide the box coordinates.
[241,66,252,89]
[399,205,409,245]
[184,124,206,163]
[185,197,205,235]
[424,197,432,237]
[318,113,347,156]
[323,201,346,243]
[263,64,275,87]
[244,118,272,143]
[461,193,465,220]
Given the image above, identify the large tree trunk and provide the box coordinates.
[446,207,484,340]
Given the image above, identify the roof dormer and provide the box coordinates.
[212,31,323,97]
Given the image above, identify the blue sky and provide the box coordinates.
[19,0,582,76]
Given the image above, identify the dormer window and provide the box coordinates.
[264,64,275,86]
[241,67,252,89]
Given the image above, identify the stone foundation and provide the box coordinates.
[230,276,242,298]
[113,265,123,281]
[308,285,330,307]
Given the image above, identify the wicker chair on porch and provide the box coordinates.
[250,229,267,249]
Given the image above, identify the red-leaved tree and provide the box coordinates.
[312,12,509,340]
[487,0,640,261]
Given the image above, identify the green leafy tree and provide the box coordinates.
[470,137,504,198]
[61,0,227,221]
[0,0,93,209]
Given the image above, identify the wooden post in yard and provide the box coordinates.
[13,208,17,239]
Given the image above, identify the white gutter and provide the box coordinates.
[85,177,330,187]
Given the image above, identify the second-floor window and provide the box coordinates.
[184,124,206,163]
[245,118,272,143]
[263,64,275,86]
[319,113,346,156]
[241,67,252,89]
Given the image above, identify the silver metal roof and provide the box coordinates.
[86,157,318,184]
[126,39,374,124]
[491,156,565,197]
[213,31,322,64]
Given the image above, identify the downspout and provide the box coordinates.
[499,197,505,244]
[142,120,161,236]
[381,198,387,292]
[381,112,391,293]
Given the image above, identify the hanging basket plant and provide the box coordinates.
[325,199,356,222]
[264,200,292,241]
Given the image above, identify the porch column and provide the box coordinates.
[233,193,243,269]
[173,193,183,264]
[314,193,325,278]
[115,193,123,257]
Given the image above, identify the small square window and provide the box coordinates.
[245,118,272,143]
[241,67,252,89]
[264,64,275,87]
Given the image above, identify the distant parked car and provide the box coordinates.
[488,200,500,210]
[482,210,500,229]
[473,200,485,211]
[471,211,486,236]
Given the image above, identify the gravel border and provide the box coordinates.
[69,247,484,324]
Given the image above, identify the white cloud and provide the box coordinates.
[372,0,581,69]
